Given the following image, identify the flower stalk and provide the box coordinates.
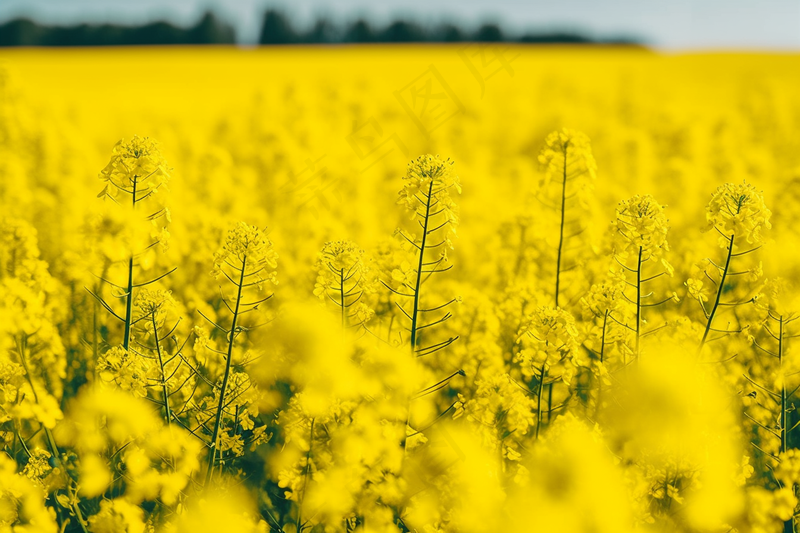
[205,253,246,485]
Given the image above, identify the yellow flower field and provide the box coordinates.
[1,46,800,532]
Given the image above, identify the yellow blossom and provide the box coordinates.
[98,135,170,201]
[704,181,771,246]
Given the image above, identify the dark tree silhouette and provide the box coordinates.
[189,12,236,44]
[377,21,425,43]
[433,23,466,42]
[344,19,376,43]
[520,31,593,44]
[0,10,643,47]
[259,10,297,45]
[0,19,45,46]
[0,11,235,46]
[473,23,504,42]
[306,19,338,44]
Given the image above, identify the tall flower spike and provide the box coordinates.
[389,155,462,458]
[515,306,579,439]
[205,222,278,485]
[391,155,462,350]
[698,182,770,352]
[537,128,597,307]
[744,278,799,530]
[314,240,373,329]
[131,288,187,425]
[90,136,173,354]
[580,282,629,415]
[609,195,676,361]
[398,155,460,250]
[538,129,597,199]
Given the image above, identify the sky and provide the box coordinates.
[1,0,799,50]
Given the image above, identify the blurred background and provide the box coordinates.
[1,0,798,50]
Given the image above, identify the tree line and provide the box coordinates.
[0,10,640,47]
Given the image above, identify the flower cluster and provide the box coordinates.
[704,181,772,246]
[454,373,538,448]
[538,128,597,201]
[314,241,366,284]
[133,289,177,332]
[87,499,145,533]
[515,306,580,383]
[212,222,278,289]
[313,240,375,327]
[198,370,262,458]
[5,49,800,533]
[398,155,461,248]
[755,277,798,319]
[97,345,151,398]
[98,135,171,200]
[580,282,626,320]
[21,448,52,484]
[0,452,58,531]
[610,194,670,258]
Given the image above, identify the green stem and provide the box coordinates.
[205,253,247,485]
[699,234,735,352]
[340,268,346,330]
[779,315,787,454]
[92,282,99,381]
[71,496,90,533]
[635,246,643,363]
[779,315,795,533]
[596,310,609,416]
[400,181,434,455]
[555,141,569,308]
[600,311,608,363]
[410,180,434,349]
[513,225,527,279]
[152,314,172,426]
[297,418,315,532]
[535,363,547,440]
[16,337,89,533]
[122,176,138,351]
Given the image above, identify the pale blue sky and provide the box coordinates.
[1,0,799,49]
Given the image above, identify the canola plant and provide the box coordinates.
[1,46,800,533]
